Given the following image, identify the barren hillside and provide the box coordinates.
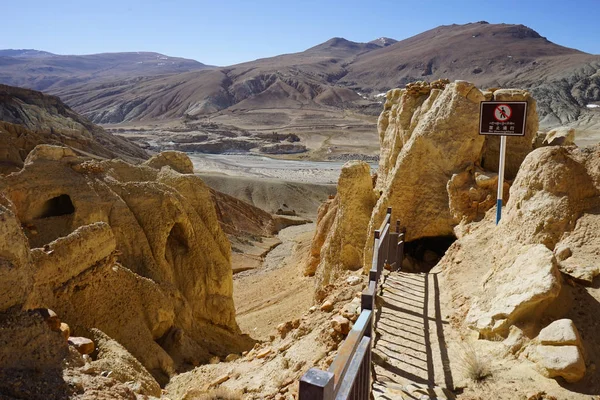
[0,50,209,91]
[4,22,594,133]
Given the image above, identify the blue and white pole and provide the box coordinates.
[496,135,507,224]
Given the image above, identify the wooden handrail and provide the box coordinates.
[329,310,373,388]
[334,336,371,400]
[299,209,404,400]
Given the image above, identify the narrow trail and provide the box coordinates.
[372,271,455,399]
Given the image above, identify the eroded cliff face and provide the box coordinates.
[370,80,487,245]
[364,81,539,270]
[305,161,376,293]
[0,146,252,385]
[0,84,148,175]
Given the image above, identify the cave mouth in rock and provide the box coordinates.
[36,194,75,219]
[26,194,77,248]
[165,223,189,265]
[403,235,456,272]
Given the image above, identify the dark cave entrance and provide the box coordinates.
[36,194,75,219]
[402,235,456,272]
[25,194,77,248]
[165,222,190,280]
[166,223,189,261]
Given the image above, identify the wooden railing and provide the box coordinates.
[299,207,405,400]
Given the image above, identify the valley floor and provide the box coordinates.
[233,223,315,341]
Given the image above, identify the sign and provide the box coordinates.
[478,100,529,225]
[479,101,527,136]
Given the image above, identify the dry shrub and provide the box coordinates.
[457,343,491,382]
[184,388,242,400]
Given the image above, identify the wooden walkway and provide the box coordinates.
[371,271,455,400]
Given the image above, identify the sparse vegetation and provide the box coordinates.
[457,343,491,382]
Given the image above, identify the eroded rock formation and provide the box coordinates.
[362,81,540,273]
[305,161,376,291]
[0,145,253,386]
[0,84,147,175]
[438,144,600,383]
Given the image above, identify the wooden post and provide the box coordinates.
[388,231,399,267]
[397,232,405,271]
[361,281,376,311]
[299,368,334,400]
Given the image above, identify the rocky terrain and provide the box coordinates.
[2,30,600,398]
[0,84,148,173]
[0,143,374,399]
[0,146,262,391]
[306,79,600,398]
[0,90,346,399]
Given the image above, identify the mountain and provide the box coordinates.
[1,23,599,132]
[0,50,210,92]
[303,37,382,57]
[0,84,148,173]
[345,22,584,89]
[0,49,56,58]
[343,22,600,125]
[45,37,384,123]
[368,37,398,47]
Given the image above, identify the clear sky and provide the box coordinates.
[3,0,599,66]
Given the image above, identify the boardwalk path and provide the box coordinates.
[372,271,455,399]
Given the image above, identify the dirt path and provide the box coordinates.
[372,271,455,399]
[233,223,316,341]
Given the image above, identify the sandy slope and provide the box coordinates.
[198,172,336,217]
[233,224,316,341]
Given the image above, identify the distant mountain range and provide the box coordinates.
[1,22,599,130]
[0,50,210,92]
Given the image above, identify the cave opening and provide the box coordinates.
[36,194,75,219]
[165,223,189,265]
[403,235,456,272]
[25,194,77,248]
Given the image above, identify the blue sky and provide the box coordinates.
[3,0,599,66]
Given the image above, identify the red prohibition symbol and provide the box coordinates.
[494,104,512,122]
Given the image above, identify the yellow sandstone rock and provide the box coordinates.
[0,145,253,383]
[68,336,95,355]
[306,161,376,289]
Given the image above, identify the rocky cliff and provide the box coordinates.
[305,161,376,293]
[0,146,253,391]
[365,80,537,271]
[0,84,148,174]
[306,80,540,279]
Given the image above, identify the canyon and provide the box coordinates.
[1,20,600,400]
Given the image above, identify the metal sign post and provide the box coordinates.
[496,135,507,224]
[479,101,528,224]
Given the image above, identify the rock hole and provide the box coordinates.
[403,235,456,272]
[36,194,75,219]
[165,223,189,265]
[25,194,76,248]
